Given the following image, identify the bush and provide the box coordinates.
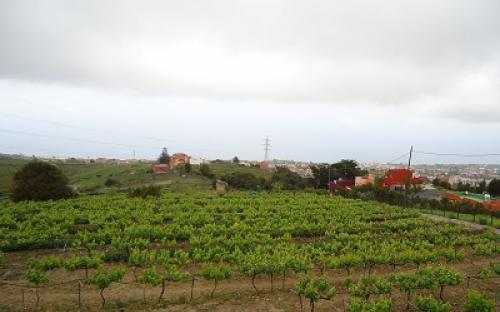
[221,172,271,190]
[127,185,161,199]
[464,291,494,312]
[10,160,75,202]
[104,177,119,187]
[348,298,392,312]
[199,164,215,179]
[271,166,306,190]
[415,295,451,312]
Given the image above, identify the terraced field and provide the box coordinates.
[0,192,498,311]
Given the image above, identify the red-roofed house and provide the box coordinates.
[379,168,424,191]
[152,164,170,174]
[329,179,355,193]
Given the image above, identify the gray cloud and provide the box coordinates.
[1,0,500,110]
[0,0,499,165]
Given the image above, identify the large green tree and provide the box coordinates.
[310,159,367,189]
[487,178,500,196]
[158,147,170,164]
[10,160,74,202]
[271,166,306,190]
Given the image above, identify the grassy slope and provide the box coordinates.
[0,158,269,195]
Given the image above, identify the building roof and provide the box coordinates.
[380,168,424,187]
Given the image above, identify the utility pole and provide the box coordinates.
[405,145,413,207]
[263,136,271,161]
[407,145,413,169]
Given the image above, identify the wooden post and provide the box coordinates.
[78,281,82,311]
[22,289,25,310]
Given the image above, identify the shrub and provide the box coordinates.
[10,160,75,202]
[128,185,161,198]
[221,172,271,190]
[464,291,494,312]
[104,177,119,187]
[348,298,392,312]
[199,164,214,178]
[271,167,306,190]
[415,295,451,312]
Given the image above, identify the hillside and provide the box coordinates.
[0,157,270,196]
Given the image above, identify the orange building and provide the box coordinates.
[355,174,375,187]
[169,153,190,168]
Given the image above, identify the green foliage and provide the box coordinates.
[26,269,49,286]
[221,172,271,190]
[415,295,451,312]
[158,147,170,165]
[10,160,74,202]
[27,256,64,271]
[64,255,103,272]
[487,178,500,196]
[348,298,392,312]
[164,265,187,282]
[199,164,214,179]
[89,266,126,290]
[140,267,162,287]
[464,291,494,312]
[310,159,367,189]
[295,275,336,303]
[347,276,392,300]
[104,177,119,187]
[200,263,232,281]
[127,185,161,198]
[271,166,307,190]
[433,265,463,288]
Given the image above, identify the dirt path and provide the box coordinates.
[421,213,500,235]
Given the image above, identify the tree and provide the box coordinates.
[388,273,418,310]
[476,180,487,194]
[26,269,49,311]
[487,178,500,196]
[310,160,367,189]
[158,147,170,164]
[158,265,187,302]
[200,263,232,298]
[10,160,74,202]
[89,266,126,307]
[232,156,240,164]
[185,163,192,173]
[294,275,336,312]
[272,167,306,190]
[433,266,463,302]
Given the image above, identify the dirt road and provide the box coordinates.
[421,213,500,235]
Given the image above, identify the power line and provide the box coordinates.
[0,128,160,150]
[0,129,245,157]
[0,112,214,145]
[414,150,500,157]
[386,152,409,164]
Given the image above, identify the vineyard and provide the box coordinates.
[0,192,498,311]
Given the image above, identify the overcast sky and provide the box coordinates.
[1,0,499,164]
